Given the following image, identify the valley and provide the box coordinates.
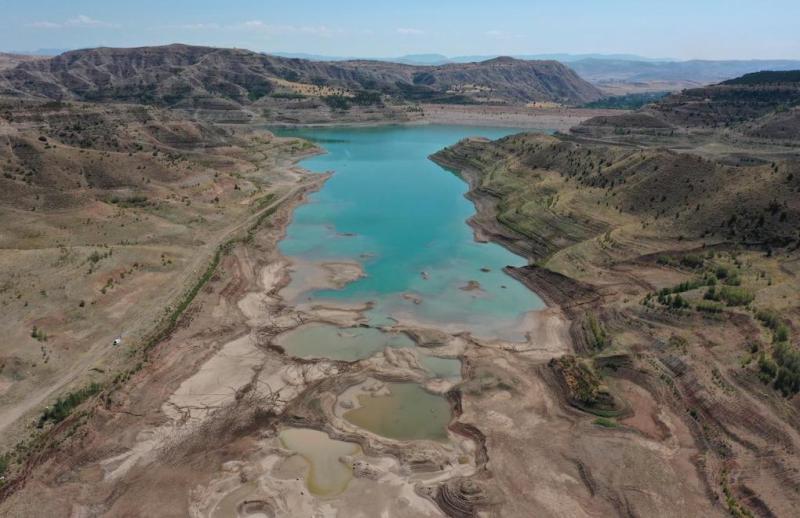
[0,42,798,518]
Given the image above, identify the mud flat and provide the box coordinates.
[421,104,625,131]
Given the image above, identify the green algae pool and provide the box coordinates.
[343,383,452,442]
[277,125,546,340]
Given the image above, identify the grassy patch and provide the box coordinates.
[593,416,619,428]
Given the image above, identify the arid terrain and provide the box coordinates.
[0,45,799,518]
[432,71,800,516]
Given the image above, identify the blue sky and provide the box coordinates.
[1,0,799,60]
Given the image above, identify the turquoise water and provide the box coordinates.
[277,125,544,340]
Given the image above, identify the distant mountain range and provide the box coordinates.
[7,48,71,56]
[569,58,800,87]
[270,52,676,65]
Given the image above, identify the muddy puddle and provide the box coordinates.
[274,322,413,361]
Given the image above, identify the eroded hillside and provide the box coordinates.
[0,45,602,125]
[0,98,317,451]
[432,74,800,515]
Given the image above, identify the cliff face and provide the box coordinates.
[0,44,602,107]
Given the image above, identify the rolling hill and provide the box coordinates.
[0,44,602,109]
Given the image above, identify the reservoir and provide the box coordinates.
[277,125,545,340]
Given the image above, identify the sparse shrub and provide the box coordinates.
[31,326,47,342]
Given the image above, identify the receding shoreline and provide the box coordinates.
[264,104,624,132]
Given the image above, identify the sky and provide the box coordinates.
[1,0,799,60]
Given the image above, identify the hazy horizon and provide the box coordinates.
[3,0,800,61]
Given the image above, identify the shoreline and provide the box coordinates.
[265,104,624,132]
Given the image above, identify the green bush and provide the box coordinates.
[696,300,724,313]
[670,294,690,309]
[586,313,610,349]
[758,353,778,383]
[352,90,382,106]
[322,95,351,111]
[725,273,742,286]
[593,417,618,428]
[718,286,755,306]
[657,255,678,266]
[771,342,800,395]
[756,309,782,330]
[775,324,790,343]
[704,286,720,301]
[38,382,102,427]
[662,278,711,295]
[775,367,800,396]
[680,254,705,269]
